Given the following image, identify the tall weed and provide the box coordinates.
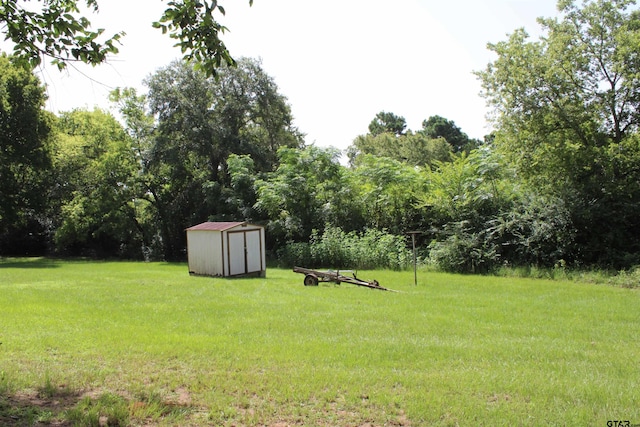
[277,226,411,269]
[65,393,130,427]
[0,370,8,395]
[607,267,640,288]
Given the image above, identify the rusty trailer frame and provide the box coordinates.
[293,266,395,291]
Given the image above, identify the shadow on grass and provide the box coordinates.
[0,386,198,426]
[0,257,60,269]
[0,386,79,426]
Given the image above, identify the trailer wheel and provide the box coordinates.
[304,274,319,286]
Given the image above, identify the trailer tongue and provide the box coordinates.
[293,266,396,292]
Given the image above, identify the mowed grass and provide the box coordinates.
[0,258,638,426]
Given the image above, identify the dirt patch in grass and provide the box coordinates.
[0,386,79,426]
[169,386,192,407]
[0,386,199,426]
[1,385,413,426]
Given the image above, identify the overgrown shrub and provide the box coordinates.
[607,267,640,289]
[428,221,500,274]
[487,194,575,267]
[428,193,576,274]
[277,226,411,270]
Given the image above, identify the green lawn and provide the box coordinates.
[0,258,638,426]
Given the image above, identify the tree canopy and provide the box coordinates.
[368,111,407,136]
[348,111,477,167]
[478,0,640,267]
[52,108,141,257]
[420,115,479,153]
[112,58,302,259]
[0,0,252,74]
[0,55,53,254]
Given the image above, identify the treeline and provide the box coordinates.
[2,0,640,273]
[0,54,472,268]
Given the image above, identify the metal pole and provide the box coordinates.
[412,232,417,286]
[407,231,421,286]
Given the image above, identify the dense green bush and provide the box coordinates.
[607,267,640,289]
[428,221,500,274]
[277,226,411,270]
[428,194,575,274]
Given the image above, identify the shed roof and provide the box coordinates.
[186,221,246,231]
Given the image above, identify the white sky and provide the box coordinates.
[24,0,560,151]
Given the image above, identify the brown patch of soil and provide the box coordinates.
[0,386,80,426]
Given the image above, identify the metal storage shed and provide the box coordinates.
[186,222,266,277]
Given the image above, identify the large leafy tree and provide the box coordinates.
[143,58,302,179]
[477,0,640,267]
[479,0,640,177]
[420,115,479,153]
[348,112,455,168]
[0,55,54,255]
[254,146,345,247]
[421,149,514,273]
[368,111,407,136]
[0,0,251,74]
[347,155,427,234]
[113,58,302,260]
[347,131,452,168]
[52,108,142,257]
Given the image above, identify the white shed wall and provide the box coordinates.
[187,230,223,276]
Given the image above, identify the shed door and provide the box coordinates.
[245,230,262,273]
[227,230,262,275]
